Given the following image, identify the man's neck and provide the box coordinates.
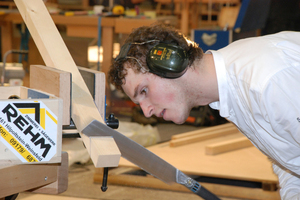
[185,53,219,106]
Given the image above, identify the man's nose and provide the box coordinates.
[140,102,153,118]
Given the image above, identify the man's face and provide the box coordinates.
[122,66,191,124]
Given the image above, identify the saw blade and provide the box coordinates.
[82,119,177,183]
[82,120,220,200]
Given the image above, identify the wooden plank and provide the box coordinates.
[30,151,68,194]
[180,0,189,36]
[90,137,121,168]
[114,17,177,34]
[205,136,253,155]
[118,132,278,183]
[14,194,98,200]
[30,65,71,125]
[0,164,57,198]
[115,18,157,34]
[30,66,106,124]
[1,19,13,62]
[0,86,22,99]
[67,25,98,38]
[94,167,280,200]
[14,0,120,168]
[78,67,106,120]
[169,125,239,147]
[171,123,234,140]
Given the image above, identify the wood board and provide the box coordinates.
[169,123,239,147]
[0,152,68,198]
[102,127,280,199]
[117,132,278,184]
[30,65,71,126]
[78,66,106,120]
[94,167,280,200]
[30,65,106,125]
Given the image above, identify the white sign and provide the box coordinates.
[0,101,57,162]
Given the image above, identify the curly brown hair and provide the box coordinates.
[108,23,203,90]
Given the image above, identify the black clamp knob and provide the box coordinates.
[101,113,119,192]
[105,113,119,129]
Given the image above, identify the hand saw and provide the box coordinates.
[82,120,220,200]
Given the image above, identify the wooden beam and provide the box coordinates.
[30,65,71,125]
[169,125,239,147]
[0,164,57,198]
[93,167,280,200]
[205,137,253,155]
[1,17,14,62]
[14,0,120,168]
[180,0,189,36]
[30,151,68,194]
[90,137,121,167]
[78,67,106,120]
[114,18,157,34]
[30,66,106,124]
[171,123,234,140]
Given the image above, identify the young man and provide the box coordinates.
[108,24,300,199]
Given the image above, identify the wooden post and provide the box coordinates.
[0,152,68,197]
[30,65,71,125]
[181,0,189,36]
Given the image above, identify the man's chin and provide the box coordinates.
[163,114,186,124]
[172,118,186,125]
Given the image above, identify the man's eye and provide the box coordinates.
[141,88,147,95]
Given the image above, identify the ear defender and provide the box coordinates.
[146,43,189,78]
[115,41,189,79]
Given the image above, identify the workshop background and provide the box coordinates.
[0,0,300,200]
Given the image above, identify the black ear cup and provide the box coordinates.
[116,41,189,79]
[146,43,189,78]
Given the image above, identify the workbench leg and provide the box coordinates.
[1,22,14,62]
[181,1,189,36]
[101,26,114,112]
[191,2,199,30]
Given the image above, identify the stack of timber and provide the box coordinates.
[94,123,280,200]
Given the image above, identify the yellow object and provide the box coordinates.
[125,9,136,17]
[112,5,124,15]
[64,11,74,16]
[144,11,156,19]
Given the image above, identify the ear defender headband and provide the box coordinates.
[115,40,189,79]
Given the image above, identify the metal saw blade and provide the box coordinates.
[82,119,177,184]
